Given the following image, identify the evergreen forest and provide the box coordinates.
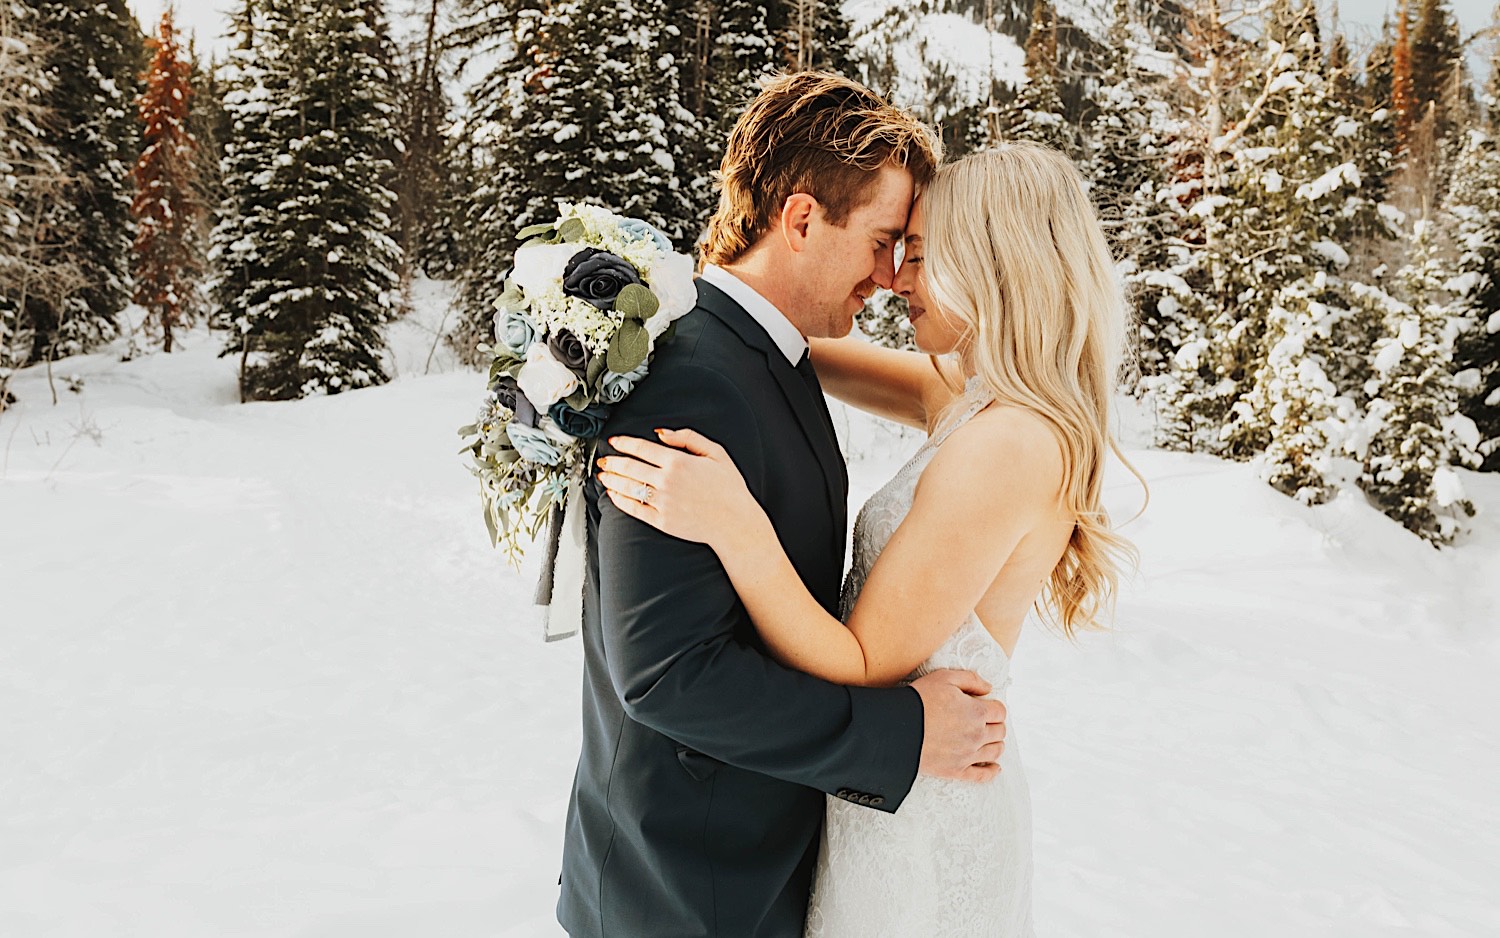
[1,0,1498,544]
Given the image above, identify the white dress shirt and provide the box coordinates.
[699,264,809,366]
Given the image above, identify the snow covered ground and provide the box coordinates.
[3,285,1498,937]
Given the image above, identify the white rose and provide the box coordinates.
[510,242,584,299]
[647,250,697,335]
[517,342,580,410]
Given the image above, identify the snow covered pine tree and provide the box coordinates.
[1360,223,1478,543]
[0,0,75,399]
[212,0,401,401]
[1448,96,1500,470]
[28,0,141,362]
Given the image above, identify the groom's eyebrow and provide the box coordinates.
[878,226,904,241]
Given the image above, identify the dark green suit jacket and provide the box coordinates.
[557,281,925,937]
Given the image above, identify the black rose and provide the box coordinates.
[548,329,590,377]
[548,401,611,439]
[491,375,539,428]
[562,248,642,310]
[491,374,520,412]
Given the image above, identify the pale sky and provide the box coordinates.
[1336,0,1497,81]
[127,0,1497,73]
[127,0,238,57]
[1337,0,1495,37]
[125,0,445,61]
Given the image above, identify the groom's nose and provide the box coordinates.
[891,259,913,298]
[870,253,896,290]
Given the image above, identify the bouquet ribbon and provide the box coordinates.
[534,464,588,642]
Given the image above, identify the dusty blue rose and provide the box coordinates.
[617,218,672,251]
[506,421,563,465]
[548,401,611,439]
[599,363,649,404]
[496,310,537,357]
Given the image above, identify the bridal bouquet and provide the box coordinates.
[460,203,697,568]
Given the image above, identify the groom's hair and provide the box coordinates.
[701,72,941,266]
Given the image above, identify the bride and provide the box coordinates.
[596,143,1140,937]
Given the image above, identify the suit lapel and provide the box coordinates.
[695,281,847,554]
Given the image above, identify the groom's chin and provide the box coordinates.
[841,301,869,336]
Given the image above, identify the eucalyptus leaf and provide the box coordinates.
[608,319,650,374]
[558,217,587,242]
[564,387,590,411]
[493,282,526,313]
[516,222,555,241]
[484,506,498,547]
[615,283,659,322]
[457,423,477,437]
[585,353,607,389]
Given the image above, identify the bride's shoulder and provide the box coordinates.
[917,406,1066,508]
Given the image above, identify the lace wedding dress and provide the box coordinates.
[805,376,1035,938]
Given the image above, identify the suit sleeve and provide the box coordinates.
[593,363,924,812]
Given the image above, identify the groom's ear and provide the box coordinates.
[779,193,818,255]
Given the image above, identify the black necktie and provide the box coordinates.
[795,348,817,388]
[796,349,837,443]
[794,347,849,507]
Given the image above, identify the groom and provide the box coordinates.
[558,72,1007,937]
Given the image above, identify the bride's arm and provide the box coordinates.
[809,334,964,432]
[598,417,1062,686]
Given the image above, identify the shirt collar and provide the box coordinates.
[700,264,809,366]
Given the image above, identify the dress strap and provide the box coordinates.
[927,376,995,449]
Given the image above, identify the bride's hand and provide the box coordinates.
[597,429,764,551]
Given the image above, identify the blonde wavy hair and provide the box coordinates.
[923,143,1144,637]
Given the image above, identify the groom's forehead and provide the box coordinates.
[879,202,914,235]
[861,199,912,237]
[859,166,917,225]
[849,200,907,237]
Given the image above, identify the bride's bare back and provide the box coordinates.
[951,405,1075,658]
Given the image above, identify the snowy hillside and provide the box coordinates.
[842,0,1029,111]
[2,290,1498,937]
